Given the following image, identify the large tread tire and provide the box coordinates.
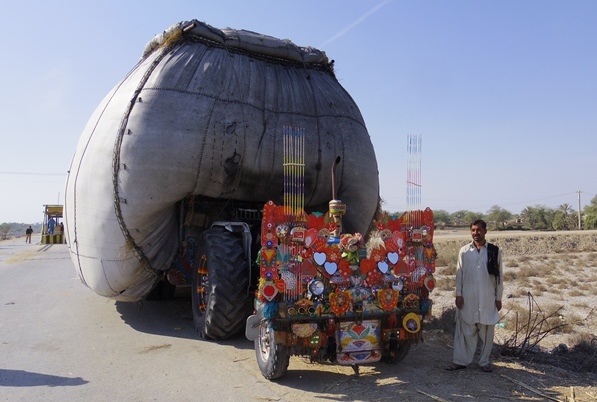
[192,227,252,339]
[255,323,290,380]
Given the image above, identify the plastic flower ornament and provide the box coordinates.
[340,233,364,264]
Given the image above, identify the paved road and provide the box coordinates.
[0,237,433,402]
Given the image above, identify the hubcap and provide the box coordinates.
[195,264,209,312]
[259,325,271,360]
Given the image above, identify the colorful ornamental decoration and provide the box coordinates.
[329,289,352,316]
[378,288,399,311]
[259,279,278,301]
[251,130,435,378]
[256,202,436,322]
[402,312,421,334]
[337,320,382,365]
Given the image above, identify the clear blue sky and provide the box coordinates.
[1,1,596,223]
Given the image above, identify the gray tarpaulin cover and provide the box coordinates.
[65,20,379,301]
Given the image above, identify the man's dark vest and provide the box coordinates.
[487,243,500,281]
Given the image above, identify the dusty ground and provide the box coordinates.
[6,232,593,401]
[414,229,597,402]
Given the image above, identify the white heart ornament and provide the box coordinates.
[377,261,389,273]
[314,252,327,266]
[387,252,399,264]
[324,261,338,275]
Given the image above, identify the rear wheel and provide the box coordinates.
[384,341,411,363]
[192,227,252,339]
[255,322,290,380]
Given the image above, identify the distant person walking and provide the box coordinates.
[446,219,504,373]
[25,226,33,243]
[48,218,56,235]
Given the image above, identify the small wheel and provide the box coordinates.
[255,322,290,380]
[385,341,411,364]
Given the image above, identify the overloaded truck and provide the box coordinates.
[64,19,435,379]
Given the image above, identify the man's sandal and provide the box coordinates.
[445,363,466,371]
[480,365,493,373]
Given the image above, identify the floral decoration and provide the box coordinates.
[339,233,364,264]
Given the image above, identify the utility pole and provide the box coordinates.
[577,190,582,229]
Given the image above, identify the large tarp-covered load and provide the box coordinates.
[65,20,379,301]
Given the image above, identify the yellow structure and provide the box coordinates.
[41,205,66,244]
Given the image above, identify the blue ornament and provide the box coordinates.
[263,301,279,319]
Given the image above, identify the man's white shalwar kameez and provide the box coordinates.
[453,242,503,367]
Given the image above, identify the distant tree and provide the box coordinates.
[464,211,485,225]
[559,203,572,214]
[582,195,597,230]
[450,210,469,227]
[553,203,577,230]
[553,213,570,230]
[520,205,555,230]
[433,209,451,228]
[486,205,513,229]
[585,215,597,230]
[0,223,12,240]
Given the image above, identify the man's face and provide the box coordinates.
[470,224,487,244]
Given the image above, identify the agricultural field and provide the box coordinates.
[423,229,597,401]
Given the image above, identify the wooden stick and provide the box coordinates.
[416,389,449,402]
[500,374,563,402]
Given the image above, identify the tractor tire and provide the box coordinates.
[255,322,290,380]
[384,341,411,364]
[192,227,252,339]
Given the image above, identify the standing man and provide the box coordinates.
[446,219,503,373]
[48,217,56,235]
[25,226,33,243]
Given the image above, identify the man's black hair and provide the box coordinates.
[470,219,487,230]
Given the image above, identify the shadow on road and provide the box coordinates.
[114,289,252,350]
[0,369,88,387]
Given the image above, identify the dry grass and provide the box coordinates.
[434,247,458,266]
[436,276,455,292]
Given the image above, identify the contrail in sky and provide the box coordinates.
[319,0,392,48]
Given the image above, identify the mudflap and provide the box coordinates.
[336,320,382,365]
[246,314,261,341]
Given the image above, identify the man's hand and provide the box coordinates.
[455,296,464,309]
[495,300,502,311]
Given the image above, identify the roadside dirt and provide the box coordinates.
[268,328,595,401]
[411,229,597,402]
